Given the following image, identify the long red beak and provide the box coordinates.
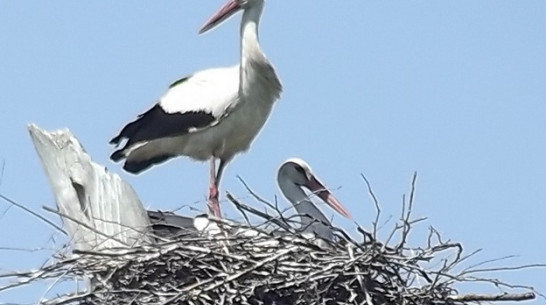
[199,0,241,34]
[306,176,352,219]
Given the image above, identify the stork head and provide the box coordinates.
[278,158,352,219]
[199,0,265,34]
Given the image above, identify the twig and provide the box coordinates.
[0,194,66,235]
[42,206,125,246]
[360,173,381,242]
[447,292,535,302]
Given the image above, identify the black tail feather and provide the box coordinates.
[110,149,125,162]
[109,134,123,145]
[122,154,175,174]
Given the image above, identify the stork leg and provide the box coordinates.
[215,159,227,187]
[208,158,223,218]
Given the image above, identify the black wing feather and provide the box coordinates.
[109,104,215,165]
[110,104,215,146]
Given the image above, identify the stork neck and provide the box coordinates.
[240,3,264,63]
[278,180,330,227]
[237,2,282,102]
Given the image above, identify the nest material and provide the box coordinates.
[3,181,539,305]
[40,198,537,305]
[59,228,454,305]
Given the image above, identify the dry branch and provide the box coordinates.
[28,124,151,250]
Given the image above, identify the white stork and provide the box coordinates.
[110,0,282,218]
[277,158,352,240]
[148,158,352,241]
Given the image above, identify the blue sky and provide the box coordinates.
[1,1,545,303]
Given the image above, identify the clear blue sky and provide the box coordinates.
[1,1,545,303]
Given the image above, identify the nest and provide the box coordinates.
[1,177,540,305]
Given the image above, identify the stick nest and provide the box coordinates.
[2,176,540,305]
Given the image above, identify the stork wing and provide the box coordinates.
[110,66,239,158]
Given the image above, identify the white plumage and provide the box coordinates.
[110,0,282,218]
[160,67,239,118]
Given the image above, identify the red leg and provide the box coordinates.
[208,158,223,218]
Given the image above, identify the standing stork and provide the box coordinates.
[109,0,282,218]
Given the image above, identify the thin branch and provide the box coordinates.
[0,194,66,235]
[42,206,125,246]
[461,263,546,275]
[360,173,381,242]
[447,292,535,302]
